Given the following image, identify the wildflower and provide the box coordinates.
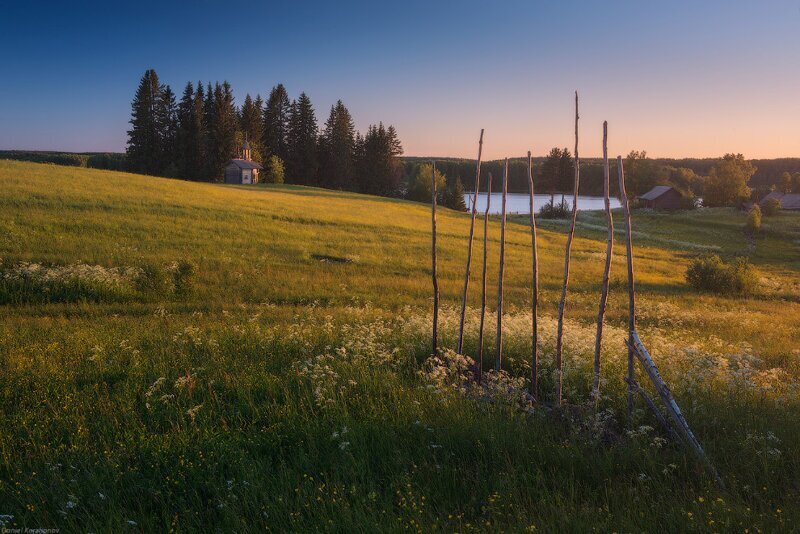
[186,404,203,422]
[339,441,350,450]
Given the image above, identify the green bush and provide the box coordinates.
[134,263,169,295]
[762,198,781,216]
[746,205,762,232]
[538,196,571,219]
[172,260,197,296]
[686,254,757,294]
[264,155,285,184]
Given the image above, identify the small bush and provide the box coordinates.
[762,198,781,216]
[538,196,571,219]
[264,155,285,184]
[172,260,197,296]
[134,263,169,295]
[686,254,757,294]
[746,205,762,232]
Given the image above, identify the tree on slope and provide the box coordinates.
[286,93,318,184]
[207,82,239,181]
[355,123,403,196]
[318,100,356,190]
[240,93,263,161]
[704,153,756,207]
[127,69,166,175]
[263,84,291,161]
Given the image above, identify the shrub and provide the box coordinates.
[0,262,136,304]
[264,155,285,184]
[746,205,762,232]
[172,260,197,296]
[538,196,571,219]
[134,262,169,295]
[686,254,757,294]
[762,198,781,216]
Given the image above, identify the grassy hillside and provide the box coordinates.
[1,160,799,531]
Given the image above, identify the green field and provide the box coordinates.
[1,160,799,531]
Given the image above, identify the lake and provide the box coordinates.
[464,192,621,215]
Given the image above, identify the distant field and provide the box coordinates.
[1,160,799,531]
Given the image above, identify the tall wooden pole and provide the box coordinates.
[592,121,614,407]
[494,160,508,370]
[476,173,492,382]
[555,91,580,405]
[527,151,539,399]
[617,156,636,420]
[431,161,439,356]
[457,129,485,355]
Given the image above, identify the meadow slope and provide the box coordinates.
[1,160,799,531]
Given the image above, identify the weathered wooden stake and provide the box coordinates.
[457,129,484,355]
[476,173,492,382]
[617,155,636,420]
[629,332,725,489]
[624,377,679,442]
[527,151,539,399]
[555,92,580,404]
[592,121,613,406]
[431,161,439,356]
[494,159,508,370]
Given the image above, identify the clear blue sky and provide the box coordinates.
[1,0,798,159]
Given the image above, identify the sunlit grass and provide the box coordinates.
[1,160,799,531]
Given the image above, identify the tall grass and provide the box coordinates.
[1,161,799,531]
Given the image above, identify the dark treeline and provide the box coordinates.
[126,69,403,196]
[410,152,800,200]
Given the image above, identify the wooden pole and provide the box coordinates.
[494,159,508,370]
[431,161,439,356]
[629,333,725,489]
[592,121,614,406]
[555,91,580,405]
[476,173,492,382]
[457,129,484,355]
[617,155,636,420]
[527,151,539,399]
[624,377,679,442]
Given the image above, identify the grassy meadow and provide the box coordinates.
[1,159,799,531]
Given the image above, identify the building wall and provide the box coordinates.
[653,189,684,210]
[224,163,241,184]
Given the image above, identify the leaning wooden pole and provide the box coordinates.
[494,159,508,371]
[476,173,492,382]
[629,333,725,489]
[527,151,539,399]
[457,129,485,354]
[617,155,636,420]
[431,161,439,356]
[592,121,614,406]
[555,92,580,404]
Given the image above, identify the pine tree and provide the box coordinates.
[318,100,356,189]
[263,84,291,161]
[558,147,573,192]
[240,93,263,161]
[157,84,178,176]
[286,93,318,184]
[207,82,238,181]
[126,69,164,175]
[176,82,207,180]
[355,122,404,196]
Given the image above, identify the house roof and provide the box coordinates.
[637,185,676,201]
[227,159,263,170]
[760,191,800,210]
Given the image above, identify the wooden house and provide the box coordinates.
[636,185,684,210]
[224,141,262,184]
[759,191,800,210]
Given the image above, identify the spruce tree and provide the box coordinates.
[205,82,238,181]
[355,122,403,196]
[126,69,163,175]
[240,93,263,160]
[318,100,356,189]
[286,93,318,184]
[176,82,195,179]
[157,84,178,176]
[262,84,291,161]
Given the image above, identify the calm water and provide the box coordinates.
[465,192,621,215]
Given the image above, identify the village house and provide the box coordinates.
[224,140,263,185]
[759,191,800,210]
[636,185,684,210]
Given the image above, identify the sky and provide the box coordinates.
[0,0,798,160]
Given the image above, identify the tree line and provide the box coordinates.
[126,69,403,195]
